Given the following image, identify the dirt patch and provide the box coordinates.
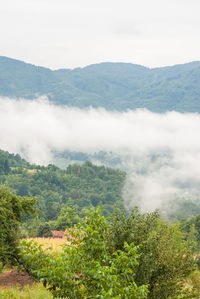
[0,269,34,288]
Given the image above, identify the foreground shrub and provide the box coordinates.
[18,208,148,298]
[109,208,197,299]
[37,223,53,238]
[0,185,36,266]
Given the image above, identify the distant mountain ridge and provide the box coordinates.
[0,56,200,112]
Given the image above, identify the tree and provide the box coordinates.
[109,208,196,299]
[53,206,80,230]
[0,185,36,266]
[18,208,148,298]
[37,223,52,238]
[187,224,198,253]
[3,159,10,175]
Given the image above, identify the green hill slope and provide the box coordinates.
[0,149,126,220]
[1,56,200,112]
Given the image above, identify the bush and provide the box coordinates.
[18,208,148,298]
[0,185,36,266]
[109,208,197,299]
[37,223,53,238]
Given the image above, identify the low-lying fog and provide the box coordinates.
[1,97,200,214]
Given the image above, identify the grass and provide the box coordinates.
[25,237,70,253]
[0,283,53,299]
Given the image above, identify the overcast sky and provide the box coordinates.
[1,0,200,69]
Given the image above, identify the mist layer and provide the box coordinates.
[0,97,199,213]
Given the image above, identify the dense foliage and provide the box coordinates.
[1,56,200,112]
[37,223,53,238]
[18,208,148,298]
[18,208,199,298]
[0,150,125,228]
[50,206,81,230]
[180,214,200,252]
[1,148,200,236]
[109,208,197,298]
[0,186,36,266]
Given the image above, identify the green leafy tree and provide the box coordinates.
[18,208,148,298]
[109,208,196,299]
[180,215,200,273]
[0,185,36,266]
[37,223,53,238]
[187,224,198,253]
[53,206,81,230]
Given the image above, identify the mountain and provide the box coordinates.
[0,56,200,112]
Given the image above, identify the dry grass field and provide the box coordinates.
[26,237,70,253]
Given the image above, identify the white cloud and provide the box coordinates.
[0,97,200,214]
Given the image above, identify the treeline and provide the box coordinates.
[2,148,200,239]
[0,149,125,235]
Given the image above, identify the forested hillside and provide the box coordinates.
[0,149,125,224]
[1,56,200,112]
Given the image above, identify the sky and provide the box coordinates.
[1,97,200,213]
[1,0,200,69]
